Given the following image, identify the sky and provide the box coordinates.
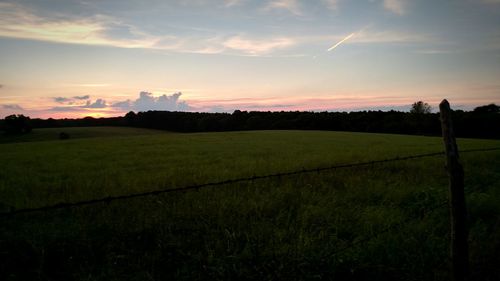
[0,0,499,118]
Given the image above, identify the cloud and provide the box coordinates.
[53,95,90,104]
[134,91,190,111]
[74,95,90,100]
[111,91,191,111]
[0,1,440,60]
[2,104,24,110]
[0,84,3,89]
[0,3,294,57]
[383,0,407,15]
[322,0,340,11]
[83,99,107,108]
[47,91,191,114]
[264,0,302,16]
[48,98,106,111]
[350,29,432,44]
[0,2,179,50]
[111,100,132,109]
[223,36,295,55]
[224,0,243,7]
[49,106,83,112]
[482,0,500,4]
[54,97,72,103]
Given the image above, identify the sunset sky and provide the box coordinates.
[0,0,499,118]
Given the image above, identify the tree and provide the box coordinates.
[473,103,499,113]
[125,111,137,126]
[410,101,432,114]
[3,114,32,134]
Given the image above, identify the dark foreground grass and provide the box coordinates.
[0,128,499,280]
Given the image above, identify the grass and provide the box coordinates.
[0,126,165,144]
[0,127,499,280]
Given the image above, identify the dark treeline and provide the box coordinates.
[2,103,498,139]
[122,110,444,135]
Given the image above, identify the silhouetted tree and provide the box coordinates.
[3,114,32,134]
[125,111,137,126]
[410,101,432,114]
[15,103,500,139]
[473,104,499,113]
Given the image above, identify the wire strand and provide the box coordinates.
[1,147,498,218]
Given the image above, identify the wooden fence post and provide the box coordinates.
[439,99,469,281]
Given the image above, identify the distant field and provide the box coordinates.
[1,127,499,280]
[0,126,165,143]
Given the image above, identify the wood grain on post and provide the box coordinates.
[439,99,469,281]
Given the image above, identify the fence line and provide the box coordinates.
[1,147,499,218]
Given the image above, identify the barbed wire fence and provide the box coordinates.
[1,146,499,275]
[1,147,498,219]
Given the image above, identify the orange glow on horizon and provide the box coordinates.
[3,90,497,119]
[33,108,121,119]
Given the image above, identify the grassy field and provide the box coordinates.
[0,126,166,144]
[1,127,499,280]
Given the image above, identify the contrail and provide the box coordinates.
[327,33,355,51]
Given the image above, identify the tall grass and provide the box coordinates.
[0,129,499,280]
